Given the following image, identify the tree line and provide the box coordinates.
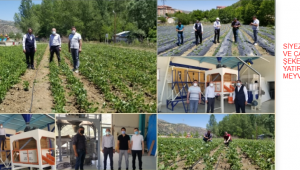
[14,0,157,42]
[163,0,275,26]
[207,114,275,139]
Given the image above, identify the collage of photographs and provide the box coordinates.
[0,0,275,170]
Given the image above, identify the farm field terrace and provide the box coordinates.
[157,24,275,57]
[0,43,156,113]
[158,138,275,170]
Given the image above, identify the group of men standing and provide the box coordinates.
[22,26,82,73]
[187,80,248,113]
[175,16,259,46]
[72,127,144,170]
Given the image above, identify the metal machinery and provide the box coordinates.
[205,67,238,113]
[56,114,103,170]
[165,61,209,113]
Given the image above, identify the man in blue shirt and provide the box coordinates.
[176,21,184,46]
[203,130,212,142]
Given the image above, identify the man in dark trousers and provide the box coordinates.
[22,28,37,69]
[102,128,115,170]
[231,18,241,43]
[0,124,6,151]
[233,80,248,113]
[131,128,144,170]
[193,20,203,45]
[118,127,130,170]
[49,28,61,65]
[203,130,212,142]
[213,18,221,43]
[205,81,216,113]
[72,126,87,170]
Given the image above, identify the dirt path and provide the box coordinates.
[204,30,230,56]
[193,145,221,169]
[0,46,53,113]
[231,35,239,56]
[181,34,214,56]
[240,29,272,56]
[215,147,230,170]
[237,147,260,170]
[63,54,115,113]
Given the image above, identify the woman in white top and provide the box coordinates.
[187,80,202,113]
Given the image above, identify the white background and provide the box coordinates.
[276,0,300,169]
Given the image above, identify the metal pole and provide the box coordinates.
[97,115,102,170]
[57,123,63,162]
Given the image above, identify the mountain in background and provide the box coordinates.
[158,119,207,136]
[0,19,21,34]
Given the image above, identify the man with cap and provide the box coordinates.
[72,126,87,170]
[250,16,260,45]
[231,18,241,43]
[0,124,6,151]
[22,28,37,69]
[102,128,115,170]
[193,20,203,45]
[213,18,221,43]
[233,80,248,113]
[203,130,212,142]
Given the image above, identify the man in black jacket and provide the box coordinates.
[233,80,248,113]
[193,20,203,45]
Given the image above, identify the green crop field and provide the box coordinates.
[158,137,275,170]
[0,43,156,113]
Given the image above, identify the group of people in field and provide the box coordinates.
[203,130,232,146]
[187,79,248,113]
[175,16,260,46]
[23,26,82,73]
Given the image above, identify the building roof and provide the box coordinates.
[158,5,173,9]
[217,6,227,9]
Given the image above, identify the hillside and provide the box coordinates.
[158,119,208,136]
[0,19,20,34]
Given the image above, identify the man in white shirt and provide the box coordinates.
[193,20,203,45]
[233,80,248,113]
[250,16,259,45]
[22,28,37,69]
[205,81,216,113]
[49,28,61,65]
[213,18,221,44]
[68,26,82,73]
[0,124,6,151]
[131,128,144,170]
[102,128,115,170]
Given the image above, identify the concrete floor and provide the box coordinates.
[56,152,156,170]
[160,99,275,113]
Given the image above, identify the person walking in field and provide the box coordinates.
[193,20,203,45]
[213,18,221,44]
[233,80,248,113]
[224,132,232,147]
[68,26,82,73]
[203,130,212,142]
[49,28,61,65]
[22,28,37,69]
[176,21,184,46]
[118,127,130,170]
[187,80,202,113]
[205,81,216,113]
[250,16,259,45]
[231,18,241,43]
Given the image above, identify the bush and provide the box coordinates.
[158,16,167,23]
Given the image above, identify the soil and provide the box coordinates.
[204,29,230,56]
[193,145,221,169]
[231,36,239,56]
[215,147,231,170]
[63,55,116,113]
[240,29,272,57]
[0,46,53,113]
[237,147,260,170]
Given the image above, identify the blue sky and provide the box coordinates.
[0,0,42,21]
[158,114,227,128]
[157,0,239,11]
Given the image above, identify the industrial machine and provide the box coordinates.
[56,114,102,170]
